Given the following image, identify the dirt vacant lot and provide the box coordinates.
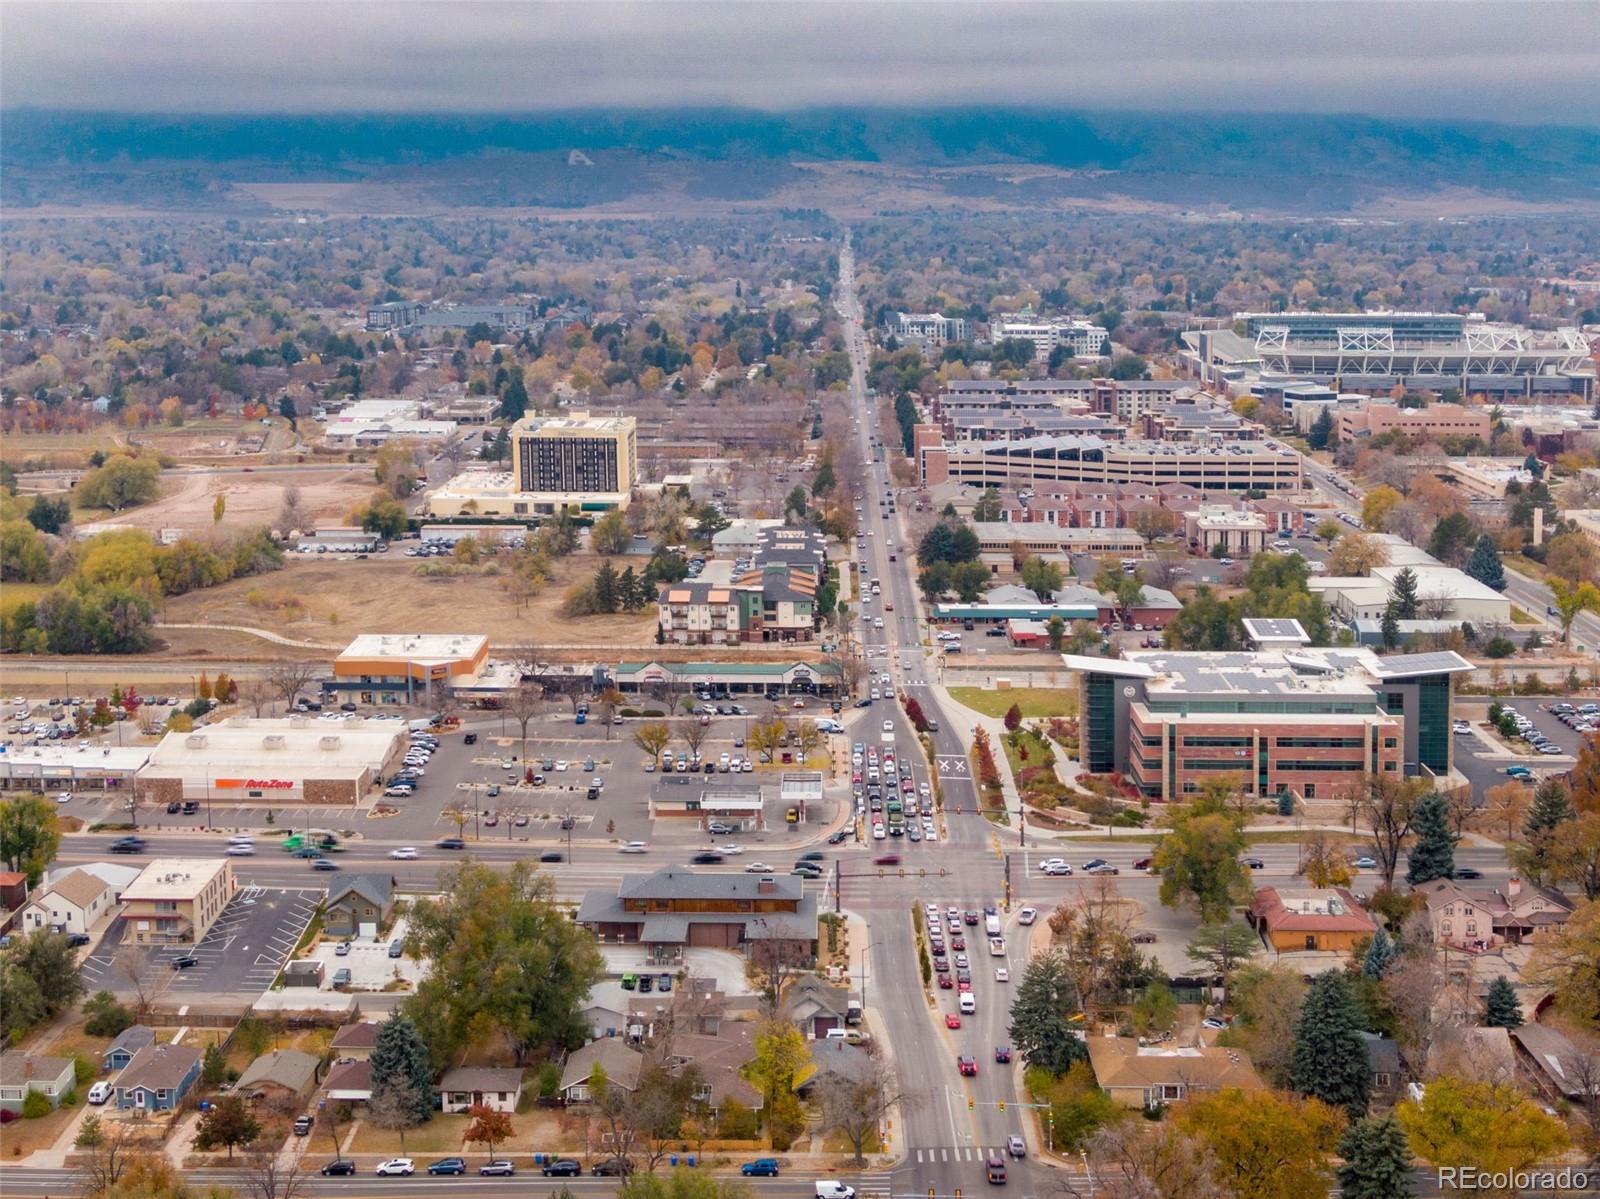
[160,552,660,649]
[76,466,375,538]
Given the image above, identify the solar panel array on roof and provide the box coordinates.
[1373,651,1474,678]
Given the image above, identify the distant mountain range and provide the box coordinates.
[4,107,1598,215]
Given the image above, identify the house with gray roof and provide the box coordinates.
[1510,1023,1600,1104]
[324,874,396,937]
[783,975,852,1040]
[438,1066,523,1113]
[577,869,818,960]
[1357,1031,1403,1103]
[104,1025,157,1071]
[0,1053,75,1113]
[560,1038,644,1103]
[115,1043,202,1112]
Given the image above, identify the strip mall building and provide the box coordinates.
[134,718,405,806]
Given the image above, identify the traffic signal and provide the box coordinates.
[998,1101,1006,1112]
[967,1096,975,1110]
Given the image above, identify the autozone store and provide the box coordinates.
[133,718,405,806]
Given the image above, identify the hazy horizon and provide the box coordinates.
[4,0,1598,127]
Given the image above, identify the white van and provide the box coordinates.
[816,1184,856,1199]
[959,992,976,1014]
[87,1081,112,1105]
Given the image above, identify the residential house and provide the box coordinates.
[236,1050,320,1105]
[560,1037,644,1104]
[323,875,396,938]
[576,869,818,963]
[1510,1024,1600,1105]
[103,1025,157,1072]
[321,1059,373,1103]
[0,1053,76,1114]
[1357,1032,1403,1104]
[1249,887,1377,953]
[1088,1037,1264,1108]
[15,868,114,937]
[1416,876,1574,951]
[438,1067,523,1114]
[329,1022,380,1061]
[661,1028,761,1118]
[783,975,852,1040]
[0,870,29,934]
[115,1043,202,1112]
[1124,585,1182,629]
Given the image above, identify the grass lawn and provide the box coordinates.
[948,687,1076,720]
[35,1026,112,1067]
[1244,830,1363,846]
[3,1101,81,1157]
[348,1106,562,1156]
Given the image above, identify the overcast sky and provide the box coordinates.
[4,1,1597,126]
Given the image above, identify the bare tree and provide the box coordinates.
[814,1044,907,1167]
[264,661,321,711]
[1348,774,1430,887]
[790,718,823,763]
[237,676,277,718]
[276,485,303,536]
[114,940,161,1021]
[596,688,624,740]
[1059,1122,1226,1199]
[677,719,709,758]
[76,1124,144,1194]
[1047,876,1139,1018]
[748,938,812,1018]
[242,1149,312,1199]
[1384,950,1471,1077]
[504,684,546,765]
[365,1077,426,1154]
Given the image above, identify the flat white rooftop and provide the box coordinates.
[338,634,488,665]
[0,744,152,773]
[121,858,229,901]
[142,718,400,775]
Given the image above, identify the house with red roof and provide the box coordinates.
[1249,886,1376,953]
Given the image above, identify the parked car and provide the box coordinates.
[320,1161,357,1176]
[740,1159,780,1177]
[479,1161,516,1176]
[374,1159,414,1177]
[590,1157,634,1177]
[542,1159,583,1177]
[426,1158,465,1175]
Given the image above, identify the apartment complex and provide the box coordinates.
[657,567,818,644]
[513,410,637,497]
[889,312,969,347]
[118,859,234,946]
[366,301,539,332]
[989,311,1109,360]
[918,430,1303,493]
[576,869,818,959]
[1334,402,1492,443]
[1066,644,1472,802]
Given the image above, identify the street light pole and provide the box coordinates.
[858,939,876,1013]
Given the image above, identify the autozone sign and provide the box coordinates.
[215,778,296,790]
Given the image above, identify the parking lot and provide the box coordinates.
[305,918,427,992]
[81,886,320,999]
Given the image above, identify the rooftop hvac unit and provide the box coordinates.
[184,735,208,749]
[319,736,342,750]
[262,735,286,750]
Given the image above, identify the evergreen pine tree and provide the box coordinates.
[1524,778,1574,840]
[1483,975,1524,1028]
[1406,791,1458,884]
[1389,567,1420,620]
[1381,603,1401,651]
[1336,1114,1414,1199]
[618,565,640,612]
[1362,928,1398,980]
[369,1012,434,1125]
[1308,406,1335,451]
[1290,971,1371,1117]
[1465,534,1506,592]
[594,561,620,614]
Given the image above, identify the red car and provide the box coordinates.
[874,854,901,866]
[957,1056,977,1076]
[1132,856,1154,870]
[964,911,980,926]
[945,1013,962,1029]
[958,979,972,992]
[951,935,966,951]
[937,973,953,989]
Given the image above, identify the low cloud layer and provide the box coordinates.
[3,1,1596,126]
